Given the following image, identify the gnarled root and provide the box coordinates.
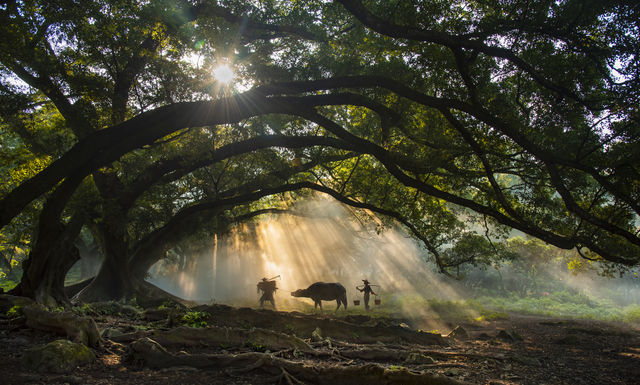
[21,304,102,347]
[269,367,307,385]
[111,325,314,353]
[128,337,469,385]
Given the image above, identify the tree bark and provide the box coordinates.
[73,242,135,303]
[74,211,135,302]
[11,214,84,307]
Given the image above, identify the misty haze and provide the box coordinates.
[146,198,640,330]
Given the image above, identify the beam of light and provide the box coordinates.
[147,197,477,333]
[213,65,234,84]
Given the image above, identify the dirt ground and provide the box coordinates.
[1,304,639,385]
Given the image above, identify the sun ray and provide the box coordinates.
[147,197,473,327]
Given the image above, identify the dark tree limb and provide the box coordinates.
[335,0,600,109]
[299,110,639,265]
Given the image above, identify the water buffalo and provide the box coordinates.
[291,282,347,311]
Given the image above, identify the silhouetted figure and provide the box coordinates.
[257,277,277,309]
[357,279,376,310]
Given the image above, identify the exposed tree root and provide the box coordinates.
[21,304,102,347]
[270,367,307,385]
[336,346,505,365]
[64,278,94,299]
[109,325,314,353]
[0,294,35,312]
[128,337,469,385]
[404,349,506,362]
[328,339,505,363]
[271,348,295,358]
[156,325,315,353]
[339,347,404,361]
[70,278,196,308]
[133,280,198,308]
[190,305,446,346]
[226,355,267,375]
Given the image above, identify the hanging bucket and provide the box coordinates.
[374,297,381,305]
[353,300,360,306]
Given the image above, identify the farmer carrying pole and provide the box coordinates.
[257,276,278,309]
[357,279,376,310]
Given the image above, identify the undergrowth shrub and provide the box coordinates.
[181,311,210,328]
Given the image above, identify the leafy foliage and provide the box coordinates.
[181,311,210,328]
[0,0,638,304]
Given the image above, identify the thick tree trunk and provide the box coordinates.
[74,222,135,303]
[9,173,87,306]
[74,169,138,302]
[12,242,79,307]
[11,215,83,307]
[73,256,135,303]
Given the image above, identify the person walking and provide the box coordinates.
[357,279,376,310]
[257,277,277,309]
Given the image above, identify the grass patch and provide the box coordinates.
[374,295,509,324]
[471,291,640,323]
[341,291,638,325]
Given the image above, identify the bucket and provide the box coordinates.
[353,300,360,306]
[374,298,381,305]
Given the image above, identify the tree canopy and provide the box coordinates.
[0,0,638,305]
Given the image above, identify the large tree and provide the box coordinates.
[1,0,638,305]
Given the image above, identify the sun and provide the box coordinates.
[213,65,234,84]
